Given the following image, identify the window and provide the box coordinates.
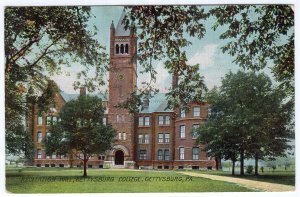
[165,116,170,125]
[122,132,126,140]
[117,115,121,123]
[158,133,164,143]
[37,132,42,143]
[144,134,149,144]
[180,109,186,118]
[193,107,201,117]
[157,149,163,160]
[164,149,170,160]
[144,116,150,126]
[121,115,125,122]
[98,155,105,160]
[138,134,143,144]
[165,133,170,143]
[180,125,185,138]
[139,117,144,126]
[139,116,150,126]
[139,150,147,160]
[116,44,119,54]
[46,116,51,125]
[192,124,200,139]
[125,44,129,54]
[179,147,184,160]
[38,116,43,125]
[159,115,170,125]
[158,116,164,125]
[192,147,200,160]
[53,117,57,124]
[118,132,122,140]
[102,117,107,125]
[37,149,42,159]
[120,44,124,54]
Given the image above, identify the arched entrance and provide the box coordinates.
[115,150,124,165]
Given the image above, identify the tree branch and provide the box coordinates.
[29,37,62,69]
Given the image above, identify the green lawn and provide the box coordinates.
[195,169,295,186]
[6,168,255,193]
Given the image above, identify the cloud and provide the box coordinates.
[188,44,218,67]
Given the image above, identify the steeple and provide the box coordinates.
[115,11,130,36]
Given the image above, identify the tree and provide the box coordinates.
[44,95,116,177]
[197,71,293,175]
[198,87,240,175]
[5,7,108,158]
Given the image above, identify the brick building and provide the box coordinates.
[29,13,216,170]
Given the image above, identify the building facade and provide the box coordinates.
[29,13,216,170]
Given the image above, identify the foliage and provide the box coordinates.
[123,6,209,110]
[210,5,294,96]
[44,95,116,176]
[197,71,293,175]
[120,5,294,113]
[246,165,254,174]
[5,7,108,157]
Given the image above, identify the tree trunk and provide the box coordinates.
[254,155,259,176]
[232,160,235,175]
[215,157,219,170]
[83,154,87,177]
[240,149,244,176]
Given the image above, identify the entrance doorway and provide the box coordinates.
[115,150,124,165]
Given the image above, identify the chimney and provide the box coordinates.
[172,72,178,90]
[80,87,86,96]
[142,97,150,111]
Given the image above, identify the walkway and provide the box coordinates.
[178,171,295,192]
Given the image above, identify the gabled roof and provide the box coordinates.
[115,11,130,36]
[60,91,108,102]
[140,93,172,113]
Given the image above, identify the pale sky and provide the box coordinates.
[51,5,275,94]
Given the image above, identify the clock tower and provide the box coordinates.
[106,12,137,168]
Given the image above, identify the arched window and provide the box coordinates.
[125,44,129,54]
[120,44,124,54]
[116,44,119,54]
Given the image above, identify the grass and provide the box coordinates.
[6,168,255,193]
[195,168,295,186]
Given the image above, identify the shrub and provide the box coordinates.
[246,165,254,174]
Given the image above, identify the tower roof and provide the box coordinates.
[115,11,130,36]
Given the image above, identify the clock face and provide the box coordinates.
[118,74,124,80]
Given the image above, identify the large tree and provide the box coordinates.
[197,71,293,175]
[5,7,108,158]
[44,95,116,177]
